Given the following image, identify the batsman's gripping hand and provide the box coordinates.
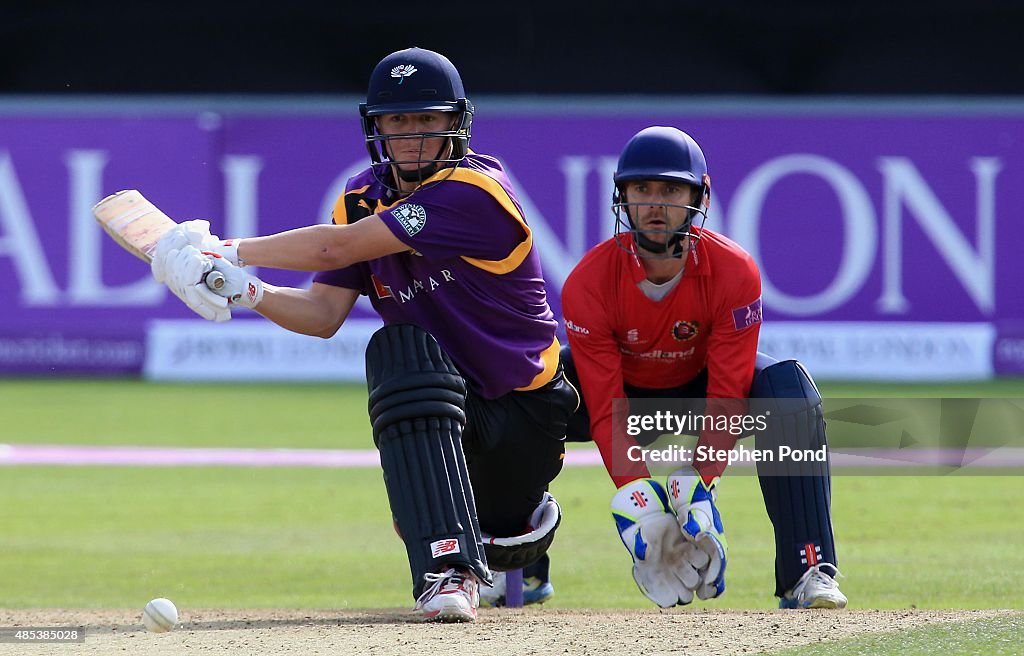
[611,479,701,607]
[667,467,728,600]
[205,254,264,309]
[157,245,230,322]
[152,220,245,284]
[152,220,219,283]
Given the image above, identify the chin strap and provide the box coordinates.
[395,161,442,183]
[388,136,454,185]
[633,230,689,258]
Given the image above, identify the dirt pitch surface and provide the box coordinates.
[0,608,1013,655]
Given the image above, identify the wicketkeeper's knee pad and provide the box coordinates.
[366,324,491,598]
[482,492,561,571]
[750,359,837,597]
[750,359,829,470]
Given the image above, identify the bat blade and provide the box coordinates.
[92,190,225,290]
[92,190,177,263]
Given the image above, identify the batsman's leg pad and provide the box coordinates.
[481,492,561,571]
[366,324,491,597]
[751,359,837,598]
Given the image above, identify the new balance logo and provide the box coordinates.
[430,538,461,558]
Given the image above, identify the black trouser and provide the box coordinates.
[461,367,578,539]
[560,345,777,442]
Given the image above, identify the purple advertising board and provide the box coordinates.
[1,100,1022,378]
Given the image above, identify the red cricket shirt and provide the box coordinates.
[562,228,762,487]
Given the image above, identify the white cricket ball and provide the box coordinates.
[143,597,178,633]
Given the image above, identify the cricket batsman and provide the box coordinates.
[150,47,577,622]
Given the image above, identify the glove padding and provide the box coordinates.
[152,220,219,283]
[162,245,230,322]
[206,254,264,308]
[611,479,701,607]
[667,467,728,600]
[210,238,244,267]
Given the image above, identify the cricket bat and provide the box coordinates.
[92,190,225,290]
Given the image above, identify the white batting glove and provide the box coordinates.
[163,245,231,322]
[611,479,701,608]
[667,467,728,600]
[206,253,263,308]
[206,238,245,267]
[152,219,219,283]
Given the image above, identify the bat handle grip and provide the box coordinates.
[204,270,226,291]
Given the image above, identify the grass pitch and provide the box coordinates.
[1,465,1021,611]
[1,378,1022,654]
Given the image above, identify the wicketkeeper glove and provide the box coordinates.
[206,253,264,309]
[667,467,728,600]
[161,245,230,322]
[611,479,701,608]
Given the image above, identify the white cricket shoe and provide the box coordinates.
[779,563,847,609]
[415,567,480,622]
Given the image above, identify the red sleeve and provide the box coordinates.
[694,254,763,483]
[562,261,650,489]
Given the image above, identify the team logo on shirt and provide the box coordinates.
[626,328,640,343]
[672,320,699,341]
[732,298,763,330]
[371,270,456,304]
[371,274,393,299]
[390,64,418,83]
[392,203,427,236]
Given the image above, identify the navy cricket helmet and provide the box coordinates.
[360,47,474,184]
[612,126,711,258]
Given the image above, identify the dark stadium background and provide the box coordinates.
[2,1,1021,96]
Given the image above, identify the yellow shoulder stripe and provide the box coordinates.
[430,167,533,275]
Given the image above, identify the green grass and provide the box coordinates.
[818,379,1024,397]
[4,377,1024,448]
[773,615,1024,656]
[1,378,1023,612]
[0,465,1021,610]
[0,380,370,448]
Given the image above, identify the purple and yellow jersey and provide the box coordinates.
[313,154,559,399]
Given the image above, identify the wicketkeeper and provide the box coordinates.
[559,126,847,609]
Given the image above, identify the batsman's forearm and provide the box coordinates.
[238,225,358,272]
[252,285,347,338]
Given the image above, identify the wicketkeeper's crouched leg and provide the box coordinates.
[751,357,840,599]
[366,324,491,599]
